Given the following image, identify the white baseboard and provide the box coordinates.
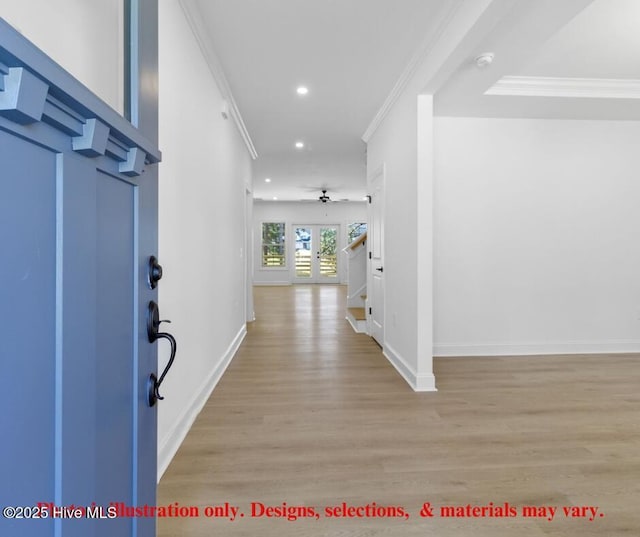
[383,343,437,392]
[157,324,247,482]
[253,281,291,286]
[434,339,640,357]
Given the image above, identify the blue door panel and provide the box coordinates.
[0,128,57,536]
[59,152,97,537]
[95,172,136,536]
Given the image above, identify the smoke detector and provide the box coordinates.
[475,52,494,68]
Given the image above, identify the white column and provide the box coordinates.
[415,94,436,391]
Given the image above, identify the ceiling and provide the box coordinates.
[187,0,453,201]
[435,0,640,119]
[184,0,640,200]
[514,0,640,79]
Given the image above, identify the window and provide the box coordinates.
[262,222,286,267]
[348,222,367,243]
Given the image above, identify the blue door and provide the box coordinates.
[0,18,161,537]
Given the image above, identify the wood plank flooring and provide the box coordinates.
[157,285,640,536]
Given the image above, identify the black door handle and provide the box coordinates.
[376,267,384,272]
[147,301,177,407]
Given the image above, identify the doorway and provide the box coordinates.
[292,224,340,283]
[368,166,385,345]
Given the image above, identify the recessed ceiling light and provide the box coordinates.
[362,196,368,201]
[296,86,309,96]
[265,178,271,183]
[295,141,304,149]
[272,196,278,200]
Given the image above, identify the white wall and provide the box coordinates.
[0,0,124,113]
[434,117,640,355]
[254,201,367,285]
[158,0,252,478]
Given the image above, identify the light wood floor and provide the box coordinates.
[158,285,640,536]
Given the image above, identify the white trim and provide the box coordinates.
[383,344,437,392]
[178,0,258,159]
[157,324,247,482]
[361,1,464,143]
[486,76,640,100]
[434,340,640,357]
[253,281,292,286]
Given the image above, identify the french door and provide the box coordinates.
[293,225,340,283]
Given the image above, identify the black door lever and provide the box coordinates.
[147,301,177,407]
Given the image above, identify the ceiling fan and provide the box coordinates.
[299,188,341,203]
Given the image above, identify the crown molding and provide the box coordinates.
[178,0,258,159]
[361,1,464,143]
[486,76,640,99]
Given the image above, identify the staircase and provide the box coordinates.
[343,233,367,333]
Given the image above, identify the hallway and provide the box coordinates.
[158,285,639,536]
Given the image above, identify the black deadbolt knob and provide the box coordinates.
[148,256,163,289]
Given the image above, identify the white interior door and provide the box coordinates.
[368,168,385,345]
[293,225,340,283]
